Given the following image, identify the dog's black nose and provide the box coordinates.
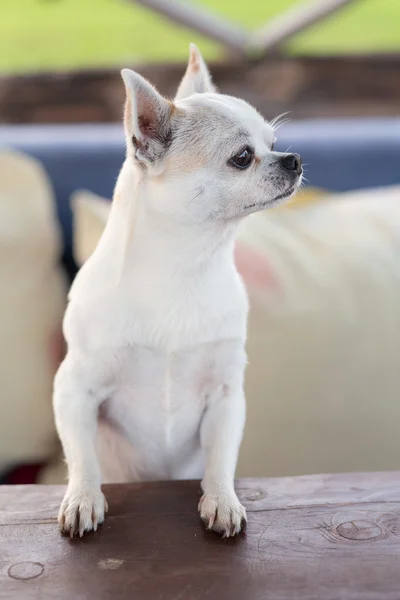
[281,153,302,174]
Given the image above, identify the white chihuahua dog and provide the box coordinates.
[53,44,302,538]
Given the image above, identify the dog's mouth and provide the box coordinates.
[244,185,297,212]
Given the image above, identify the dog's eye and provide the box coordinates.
[229,146,254,170]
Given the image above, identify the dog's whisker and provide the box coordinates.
[190,189,204,203]
[272,118,292,132]
[270,113,284,128]
[270,111,292,130]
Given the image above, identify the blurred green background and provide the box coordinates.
[1,0,399,73]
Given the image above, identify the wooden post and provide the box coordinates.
[250,0,358,56]
[129,0,248,53]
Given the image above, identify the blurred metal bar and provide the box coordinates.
[129,0,249,53]
[250,0,358,56]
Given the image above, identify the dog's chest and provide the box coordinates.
[102,343,220,476]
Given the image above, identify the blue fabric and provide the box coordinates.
[1,118,399,278]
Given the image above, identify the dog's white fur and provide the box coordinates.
[53,44,302,537]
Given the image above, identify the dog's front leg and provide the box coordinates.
[53,356,107,537]
[199,385,247,537]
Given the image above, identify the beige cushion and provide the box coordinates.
[72,190,112,266]
[239,185,400,476]
[0,151,67,473]
[65,186,400,480]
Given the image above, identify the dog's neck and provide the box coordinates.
[109,161,239,282]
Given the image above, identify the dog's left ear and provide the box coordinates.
[175,43,216,101]
[121,69,174,166]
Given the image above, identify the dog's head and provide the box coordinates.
[121,44,302,224]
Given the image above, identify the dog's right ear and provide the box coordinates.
[175,43,216,101]
[121,69,173,167]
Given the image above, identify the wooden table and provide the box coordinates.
[1,473,399,600]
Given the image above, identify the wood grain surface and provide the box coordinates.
[1,473,400,600]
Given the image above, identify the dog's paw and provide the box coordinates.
[58,486,108,538]
[198,492,246,537]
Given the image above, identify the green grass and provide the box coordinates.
[1,0,399,74]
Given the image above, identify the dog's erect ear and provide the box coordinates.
[175,43,216,101]
[121,69,173,166]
